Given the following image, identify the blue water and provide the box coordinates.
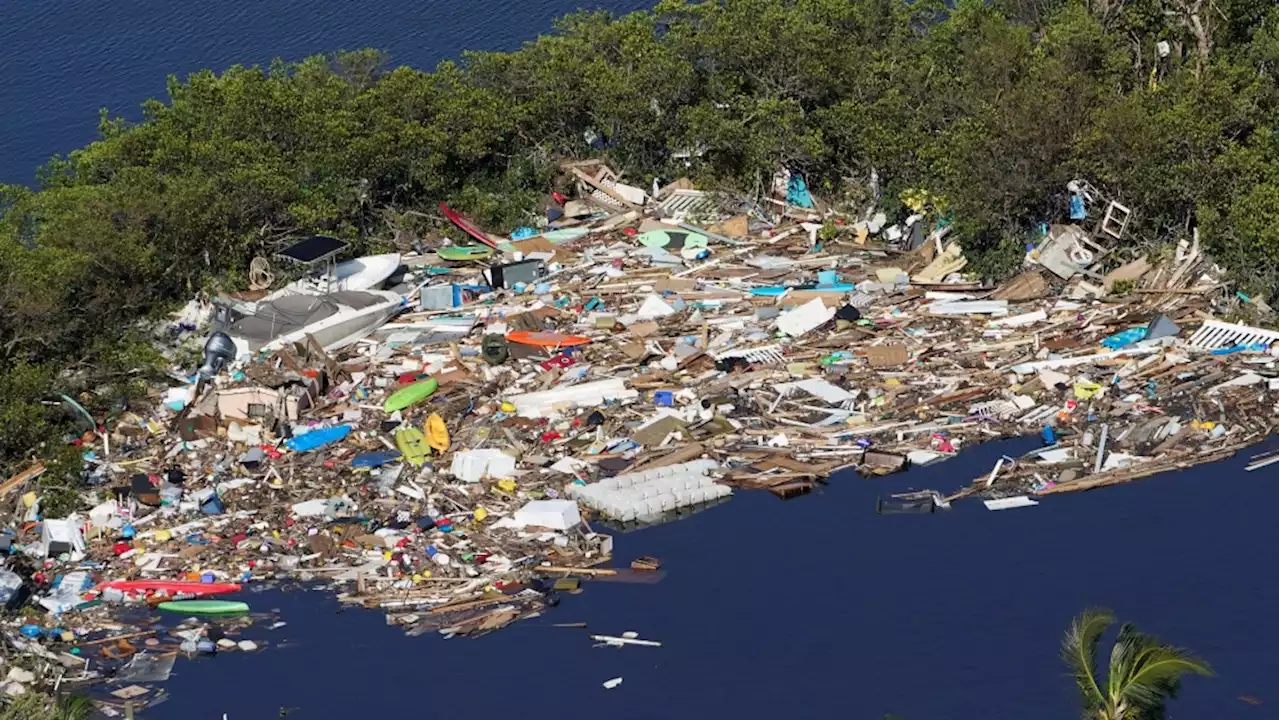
[146,438,1277,719]
[0,0,652,185]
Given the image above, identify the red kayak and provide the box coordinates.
[98,580,242,598]
[438,203,498,249]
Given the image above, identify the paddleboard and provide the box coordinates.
[505,331,592,348]
[156,600,249,616]
[384,378,438,413]
[395,426,430,467]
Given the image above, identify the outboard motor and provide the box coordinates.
[198,332,237,379]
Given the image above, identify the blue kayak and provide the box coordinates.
[285,425,352,453]
[352,450,402,468]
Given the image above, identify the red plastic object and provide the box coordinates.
[97,580,242,597]
[438,203,498,249]
[539,354,577,371]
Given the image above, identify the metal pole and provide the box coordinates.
[1093,423,1109,474]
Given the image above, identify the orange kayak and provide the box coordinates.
[505,331,592,348]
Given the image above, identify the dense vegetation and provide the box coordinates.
[0,0,1275,487]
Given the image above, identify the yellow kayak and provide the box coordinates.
[395,426,430,467]
[426,413,450,454]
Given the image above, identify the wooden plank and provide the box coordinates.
[534,566,618,577]
[305,333,346,383]
[0,463,45,496]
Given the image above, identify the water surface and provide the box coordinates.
[147,439,1277,719]
[1,0,651,183]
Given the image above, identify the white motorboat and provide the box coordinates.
[224,290,404,359]
[272,252,402,297]
[221,252,403,316]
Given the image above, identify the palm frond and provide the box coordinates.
[1061,607,1114,712]
[1113,628,1213,720]
[1107,622,1144,704]
[54,695,92,720]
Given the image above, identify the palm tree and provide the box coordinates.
[1062,608,1213,720]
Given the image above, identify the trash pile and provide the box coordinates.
[1,162,1276,700]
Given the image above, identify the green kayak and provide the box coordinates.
[437,245,493,262]
[384,378,438,414]
[157,600,249,615]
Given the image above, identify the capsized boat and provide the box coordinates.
[223,290,403,359]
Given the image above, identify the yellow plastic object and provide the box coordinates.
[153,529,172,543]
[500,402,516,413]
[1073,381,1102,400]
[425,413,450,453]
[21,492,37,508]
[497,478,517,492]
[395,426,430,467]
[473,507,489,521]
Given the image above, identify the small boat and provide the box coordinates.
[437,245,493,262]
[439,203,499,249]
[222,252,402,315]
[98,580,241,598]
[223,290,403,359]
[505,331,592,348]
[384,378,438,413]
[156,600,250,615]
[395,426,430,467]
[276,253,402,296]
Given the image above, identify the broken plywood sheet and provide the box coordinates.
[708,215,750,238]
[993,271,1050,301]
[1103,256,1150,291]
[863,344,910,368]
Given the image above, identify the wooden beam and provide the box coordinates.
[569,168,638,209]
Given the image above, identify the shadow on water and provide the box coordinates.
[144,436,1277,719]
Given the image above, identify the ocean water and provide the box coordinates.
[0,0,652,184]
[145,438,1277,719]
